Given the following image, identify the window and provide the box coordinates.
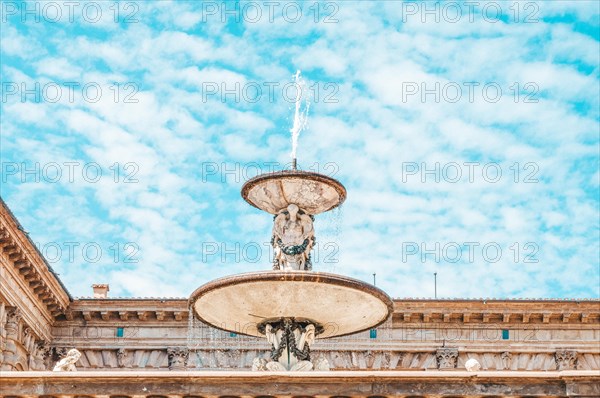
[369,329,377,339]
[116,327,124,337]
[230,332,237,337]
[502,329,509,340]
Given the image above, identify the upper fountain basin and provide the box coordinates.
[241,170,347,215]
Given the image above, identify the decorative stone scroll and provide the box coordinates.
[555,349,578,370]
[436,347,458,369]
[28,341,49,370]
[167,347,189,371]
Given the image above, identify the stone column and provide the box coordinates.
[0,302,6,366]
[1,307,20,370]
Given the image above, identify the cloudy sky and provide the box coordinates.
[1,1,598,299]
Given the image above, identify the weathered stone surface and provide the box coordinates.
[167,347,189,371]
[241,170,347,215]
[1,370,598,397]
[189,271,393,338]
[556,349,579,370]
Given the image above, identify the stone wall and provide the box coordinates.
[1,370,599,397]
[46,297,600,371]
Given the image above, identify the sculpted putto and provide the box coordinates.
[53,348,81,371]
[272,204,315,271]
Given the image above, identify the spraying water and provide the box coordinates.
[290,70,310,169]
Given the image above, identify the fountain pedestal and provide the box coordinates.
[189,171,392,371]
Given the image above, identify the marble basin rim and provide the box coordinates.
[241,170,347,215]
[189,271,392,339]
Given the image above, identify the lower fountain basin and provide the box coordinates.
[241,170,347,215]
[189,271,392,338]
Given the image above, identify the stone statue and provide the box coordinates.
[272,204,315,271]
[465,358,481,372]
[53,348,81,371]
[501,351,512,370]
[116,348,128,368]
[254,318,325,371]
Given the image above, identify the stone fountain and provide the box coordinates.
[189,73,393,372]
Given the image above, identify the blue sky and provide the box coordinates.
[1,1,598,299]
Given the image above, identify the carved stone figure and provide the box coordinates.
[272,204,315,270]
[555,350,578,370]
[381,351,392,369]
[436,348,458,369]
[53,348,81,371]
[167,347,189,371]
[116,348,128,368]
[22,328,35,357]
[501,351,512,370]
[254,318,324,371]
[465,358,481,372]
[365,350,376,369]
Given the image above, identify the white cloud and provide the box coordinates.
[1,1,598,300]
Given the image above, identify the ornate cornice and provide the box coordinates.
[55,298,600,326]
[392,300,600,325]
[0,199,71,319]
[60,299,188,322]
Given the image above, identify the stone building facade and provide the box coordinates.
[1,198,599,397]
